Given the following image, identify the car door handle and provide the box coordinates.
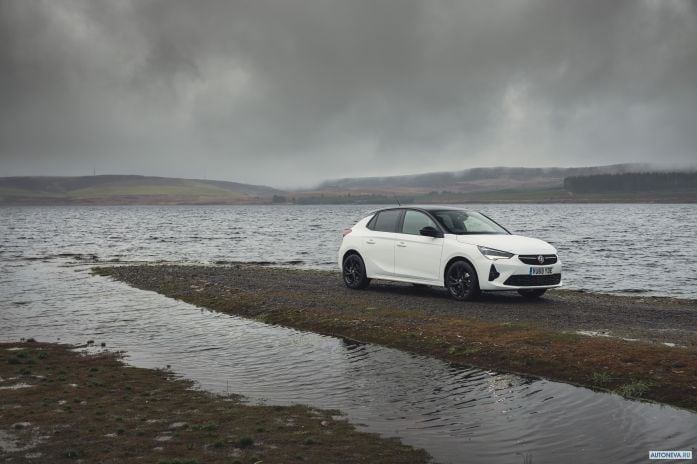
[396,242,407,247]
[366,239,376,245]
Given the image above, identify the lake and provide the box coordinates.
[1,204,696,463]
[1,203,696,297]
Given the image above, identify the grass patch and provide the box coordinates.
[237,436,254,448]
[591,371,613,386]
[158,460,200,464]
[191,422,218,431]
[616,380,651,398]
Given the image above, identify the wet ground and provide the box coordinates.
[109,263,697,346]
[0,342,428,463]
[2,261,696,463]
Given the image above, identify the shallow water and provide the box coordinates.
[1,203,696,297]
[1,259,695,463]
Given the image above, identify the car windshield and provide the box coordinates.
[431,210,509,235]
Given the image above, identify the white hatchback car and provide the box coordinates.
[338,206,562,300]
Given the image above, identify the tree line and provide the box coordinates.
[564,171,697,194]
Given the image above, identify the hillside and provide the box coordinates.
[2,165,695,205]
[294,163,697,203]
[0,175,283,205]
[315,164,651,194]
[564,172,697,194]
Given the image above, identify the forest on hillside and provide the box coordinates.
[564,172,697,194]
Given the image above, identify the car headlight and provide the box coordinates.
[477,246,514,260]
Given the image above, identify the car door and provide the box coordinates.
[361,209,403,278]
[394,210,444,282]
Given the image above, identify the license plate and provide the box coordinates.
[529,267,553,276]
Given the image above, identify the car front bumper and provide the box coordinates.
[476,257,563,291]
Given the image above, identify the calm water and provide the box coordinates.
[1,204,696,297]
[1,205,696,463]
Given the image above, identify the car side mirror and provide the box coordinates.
[420,226,443,238]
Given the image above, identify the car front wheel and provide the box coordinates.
[518,288,547,299]
[445,260,480,301]
[342,254,370,289]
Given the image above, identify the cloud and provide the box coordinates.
[0,0,695,187]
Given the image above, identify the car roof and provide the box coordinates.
[369,205,466,214]
[365,206,465,220]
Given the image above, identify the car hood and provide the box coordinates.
[454,234,556,255]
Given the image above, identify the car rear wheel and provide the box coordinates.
[518,288,547,299]
[445,261,480,301]
[342,254,370,289]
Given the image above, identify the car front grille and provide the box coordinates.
[504,274,562,286]
[518,254,558,265]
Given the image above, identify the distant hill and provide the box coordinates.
[316,164,652,194]
[289,164,696,203]
[0,175,283,205]
[2,165,695,205]
[564,172,697,194]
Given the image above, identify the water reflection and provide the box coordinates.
[1,260,695,463]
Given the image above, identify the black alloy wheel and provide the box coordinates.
[342,254,370,289]
[518,288,547,299]
[445,261,480,301]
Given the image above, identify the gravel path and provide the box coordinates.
[105,264,697,346]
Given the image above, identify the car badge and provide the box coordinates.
[538,255,545,264]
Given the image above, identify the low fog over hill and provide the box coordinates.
[316,164,653,194]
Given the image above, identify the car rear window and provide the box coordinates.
[371,209,402,232]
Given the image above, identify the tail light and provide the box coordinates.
[342,228,352,237]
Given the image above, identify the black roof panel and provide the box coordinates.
[370,205,466,213]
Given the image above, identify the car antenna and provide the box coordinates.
[395,197,401,206]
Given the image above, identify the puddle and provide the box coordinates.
[1,260,696,463]
[0,383,34,390]
[576,330,687,347]
[0,428,46,454]
[576,330,641,342]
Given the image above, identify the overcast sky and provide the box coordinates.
[0,0,695,187]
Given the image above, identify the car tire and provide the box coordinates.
[518,288,547,299]
[445,260,480,301]
[342,254,370,290]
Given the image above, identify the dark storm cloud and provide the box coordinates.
[0,0,695,187]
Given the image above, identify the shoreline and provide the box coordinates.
[95,264,697,412]
[2,197,697,206]
[0,341,429,463]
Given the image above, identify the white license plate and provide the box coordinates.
[529,267,553,276]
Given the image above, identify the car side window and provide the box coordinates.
[401,210,437,235]
[372,209,402,233]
